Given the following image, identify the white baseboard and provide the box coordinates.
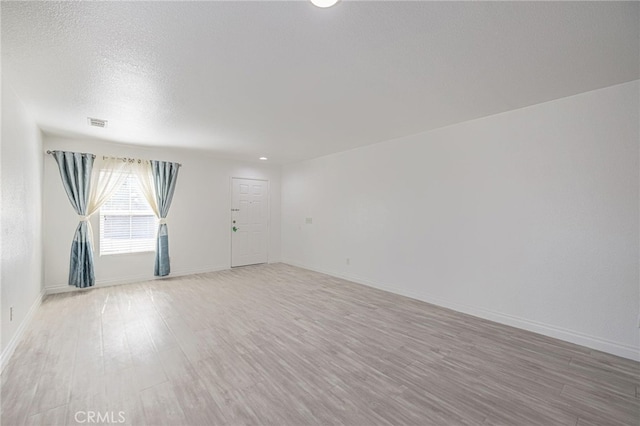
[1,289,45,373]
[282,259,640,362]
[45,264,229,295]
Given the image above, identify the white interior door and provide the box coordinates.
[231,178,268,267]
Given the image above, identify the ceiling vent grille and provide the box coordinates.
[87,117,108,128]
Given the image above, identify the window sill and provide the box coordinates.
[99,250,156,257]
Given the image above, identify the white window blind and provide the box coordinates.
[100,173,157,255]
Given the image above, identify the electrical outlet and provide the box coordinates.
[305,217,313,225]
[346,258,350,265]
[10,307,13,322]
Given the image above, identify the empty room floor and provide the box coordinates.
[2,263,638,426]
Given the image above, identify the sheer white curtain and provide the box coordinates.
[84,157,131,245]
[88,157,131,215]
[130,160,159,217]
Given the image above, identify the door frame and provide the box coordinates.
[229,177,270,268]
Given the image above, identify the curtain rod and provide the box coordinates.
[101,155,182,167]
[46,151,181,167]
[46,150,95,159]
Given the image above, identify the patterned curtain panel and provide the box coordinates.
[151,160,180,277]
[52,151,96,288]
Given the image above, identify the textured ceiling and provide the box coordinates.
[2,1,638,164]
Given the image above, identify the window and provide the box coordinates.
[100,173,157,255]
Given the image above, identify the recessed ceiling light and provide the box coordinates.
[310,0,339,8]
[259,157,268,161]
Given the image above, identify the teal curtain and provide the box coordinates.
[52,151,95,288]
[151,160,180,277]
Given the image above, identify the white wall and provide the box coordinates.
[281,81,640,360]
[1,83,44,362]
[43,135,281,292]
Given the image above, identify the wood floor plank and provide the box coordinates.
[1,263,638,425]
[65,387,110,426]
[138,382,186,426]
[1,360,43,426]
[24,404,67,426]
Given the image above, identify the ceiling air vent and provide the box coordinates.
[87,117,108,128]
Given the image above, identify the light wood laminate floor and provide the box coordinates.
[2,263,638,426]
